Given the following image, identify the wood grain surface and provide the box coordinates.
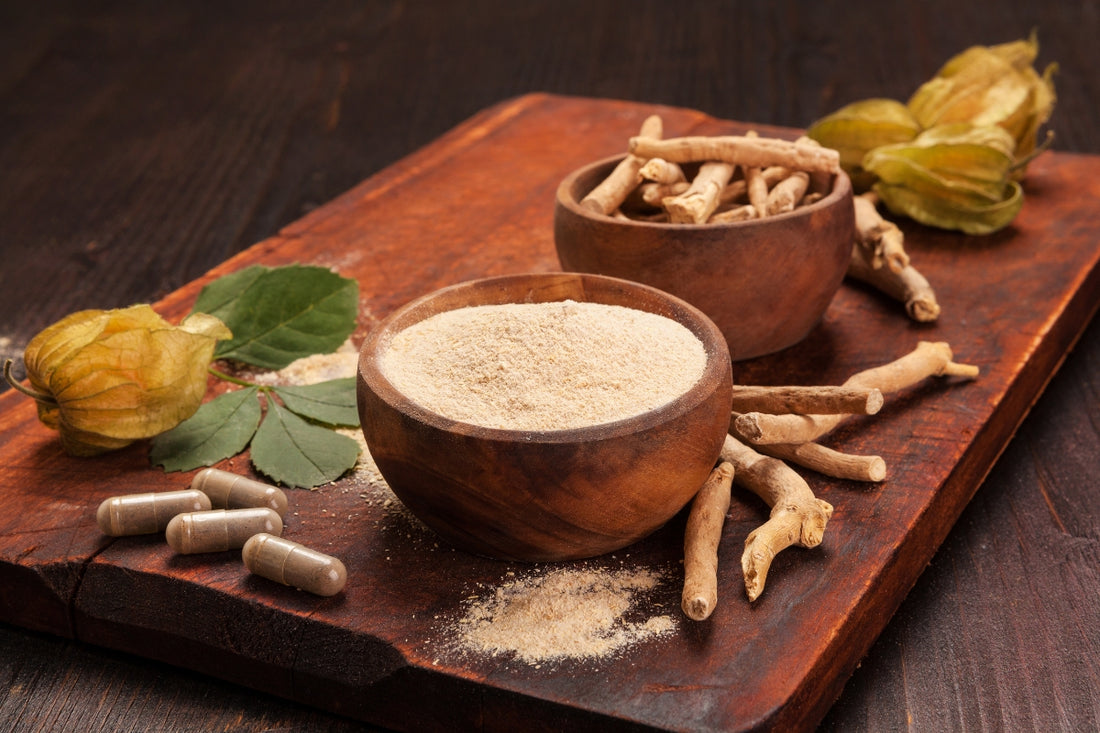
[1,92,1097,732]
[2,2,1098,732]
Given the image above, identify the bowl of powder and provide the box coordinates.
[357,272,733,562]
[554,153,854,361]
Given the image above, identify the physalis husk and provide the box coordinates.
[11,305,231,455]
[863,123,1023,235]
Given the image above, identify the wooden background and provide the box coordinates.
[1,1,1097,731]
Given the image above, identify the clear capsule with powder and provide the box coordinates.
[166,508,283,554]
[96,489,212,536]
[190,467,288,517]
[242,533,347,597]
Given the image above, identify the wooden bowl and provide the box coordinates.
[356,273,733,562]
[554,156,855,361]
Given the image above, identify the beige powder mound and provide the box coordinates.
[380,301,707,431]
[454,566,677,665]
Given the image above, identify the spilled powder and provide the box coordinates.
[379,301,706,431]
[453,566,677,665]
[245,341,360,387]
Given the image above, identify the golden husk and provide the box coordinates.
[20,305,231,455]
[806,98,921,192]
[907,30,1057,170]
[864,124,1023,234]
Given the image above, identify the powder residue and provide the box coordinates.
[453,566,677,665]
[379,301,707,431]
[246,342,360,386]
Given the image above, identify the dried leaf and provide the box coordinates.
[250,400,360,488]
[150,387,263,471]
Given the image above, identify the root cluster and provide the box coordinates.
[681,341,978,618]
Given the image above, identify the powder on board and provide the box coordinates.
[452,566,677,665]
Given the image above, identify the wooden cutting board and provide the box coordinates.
[1,93,1097,732]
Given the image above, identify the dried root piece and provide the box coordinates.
[742,131,769,217]
[720,434,833,602]
[640,181,690,207]
[848,191,940,322]
[708,204,759,223]
[629,135,841,173]
[733,341,979,446]
[848,244,941,322]
[718,165,790,206]
[681,461,735,621]
[752,441,886,483]
[581,115,664,215]
[766,170,810,215]
[728,385,884,416]
[663,161,735,223]
[639,157,686,185]
[853,192,909,272]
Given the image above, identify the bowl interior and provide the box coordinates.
[361,271,731,441]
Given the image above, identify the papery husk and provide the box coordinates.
[864,124,1023,234]
[807,98,921,191]
[907,31,1057,172]
[873,179,1023,236]
[20,305,231,456]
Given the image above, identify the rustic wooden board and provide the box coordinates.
[1,93,1097,732]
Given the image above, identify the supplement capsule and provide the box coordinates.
[191,467,288,517]
[96,490,212,536]
[165,508,283,554]
[242,533,347,597]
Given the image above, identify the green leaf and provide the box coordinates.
[250,400,360,488]
[150,387,262,471]
[205,265,359,370]
[272,378,360,427]
[190,265,267,323]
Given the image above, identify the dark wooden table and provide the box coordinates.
[2,2,1097,731]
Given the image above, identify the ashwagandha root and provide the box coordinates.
[750,440,887,483]
[852,192,909,272]
[581,115,664,215]
[848,244,941,322]
[640,180,690,207]
[720,434,833,602]
[708,204,759,223]
[681,461,735,621]
[629,134,841,174]
[639,157,686,185]
[728,385,884,416]
[742,131,769,217]
[718,165,790,206]
[732,341,979,446]
[664,161,735,224]
[848,191,940,322]
[766,170,810,215]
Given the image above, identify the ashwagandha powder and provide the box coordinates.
[454,566,677,665]
[379,300,707,431]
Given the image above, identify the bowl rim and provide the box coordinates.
[358,272,732,445]
[555,153,852,230]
